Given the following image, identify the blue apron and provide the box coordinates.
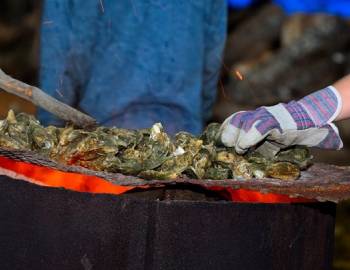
[38,0,227,135]
[228,0,350,17]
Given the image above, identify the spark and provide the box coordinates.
[234,70,244,81]
[219,79,228,100]
[99,0,105,13]
[56,76,64,98]
[215,52,259,104]
[55,89,64,98]
[130,0,140,19]
[214,53,244,81]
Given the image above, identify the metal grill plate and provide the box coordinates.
[1,148,350,202]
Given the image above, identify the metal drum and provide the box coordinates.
[0,175,335,270]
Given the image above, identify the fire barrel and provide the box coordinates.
[0,175,335,270]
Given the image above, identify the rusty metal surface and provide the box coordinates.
[1,148,350,202]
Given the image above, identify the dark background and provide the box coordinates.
[0,0,349,268]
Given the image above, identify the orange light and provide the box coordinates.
[234,70,244,81]
[0,156,134,195]
[208,186,314,203]
[0,156,313,203]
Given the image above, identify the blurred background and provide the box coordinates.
[0,0,349,268]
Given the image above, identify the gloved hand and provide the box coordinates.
[220,86,343,154]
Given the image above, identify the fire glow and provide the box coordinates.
[234,70,244,80]
[0,156,311,203]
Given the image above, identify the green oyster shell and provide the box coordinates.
[266,162,300,181]
[0,111,313,181]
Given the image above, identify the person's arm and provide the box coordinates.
[334,74,350,120]
[220,76,349,153]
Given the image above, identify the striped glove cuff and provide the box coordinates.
[297,86,342,127]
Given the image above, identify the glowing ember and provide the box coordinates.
[0,156,134,195]
[234,70,244,81]
[0,155,310,203]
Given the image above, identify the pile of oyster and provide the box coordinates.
[0,110,312,180]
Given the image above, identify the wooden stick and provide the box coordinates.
[0,69,97,128]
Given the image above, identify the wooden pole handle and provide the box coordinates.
[0,69,97,128]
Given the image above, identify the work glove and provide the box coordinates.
[220,86,343,154]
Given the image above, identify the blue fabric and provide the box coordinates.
[227,0,350,17]
[38,0,227,135]
[227,0,255,9]
[274,0,350,17]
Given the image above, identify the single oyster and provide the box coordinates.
[233,158,253,179]
[246,151,270,165]
[249,163,267,179]
[5,111,32,148]
[53,128,90,163]
[274,146,312,169]
[115,123,174,175]
[30,125,58,156]
[112,151,144,174]
[215,149,240,165]
[65,129,128,171]
[0,133,24,150]
[139,132,202,180]
[0,110,36,150]
[98,126,142,149]
[139,153,190,180]
[204,165,231,180]
[187,144,215,179]
[200,122,221,145]
[266,162,300,181]
[56,127,88,147]
[142,123,175,170]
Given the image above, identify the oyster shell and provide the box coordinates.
[187,145,215,179]
[249,163,267,179]
[274,146,312,169]
[204,165,232,180]
[115,123,174,175]
[233,158,253,179]
[31,125,58,156]
[200,122,221,145]
[0,110,42,150]
[139,130,203,179]
[0,111,313,181]
[266,162,300,181]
